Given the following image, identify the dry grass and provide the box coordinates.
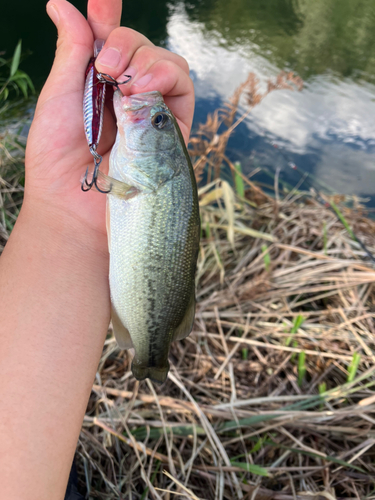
[0,114,27,250]
[1,74,375,499]
[80,184,375,500]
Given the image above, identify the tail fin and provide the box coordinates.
[131,359,170,384]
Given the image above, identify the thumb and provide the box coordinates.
[41,0,94,101]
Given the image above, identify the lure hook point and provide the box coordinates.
[96,72,132,90]
[81,154,111,194]
[81,166,91,192]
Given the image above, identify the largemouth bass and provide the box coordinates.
[101,90,200,384]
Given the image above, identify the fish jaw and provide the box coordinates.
[113,90,176,154]
[119,91,164,112]
[113,90,165,129]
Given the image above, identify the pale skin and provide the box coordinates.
[0,0,194,498]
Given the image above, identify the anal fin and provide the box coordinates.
[172,290,196,341]
[111,305,133,349]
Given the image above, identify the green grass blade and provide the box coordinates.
[298,351,306,386]
[285,315,305,346]
[234,161,245,198]
[205,220,211,239]
[329,199,355,240]
[219,413,280,432]
[230,461,269,477]
[347,352,361,383]
[291,315,305,334]
[249,437,264,454]
[10,40,22,77]
[131,424,206,441]
[15,77,28,98]
[238,435,367,474]
[323,221,327,255]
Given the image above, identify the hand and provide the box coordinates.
[25,0,194,248]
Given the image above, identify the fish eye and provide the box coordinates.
[152,112,170,130]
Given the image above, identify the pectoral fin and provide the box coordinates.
[111,306,133,349]
[95,170,139,200]
[172,291,196,341]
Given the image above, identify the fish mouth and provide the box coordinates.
[121,91,164,112]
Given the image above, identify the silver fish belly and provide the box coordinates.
[107,90,200,384]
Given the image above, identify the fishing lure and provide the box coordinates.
[82,39,132,192]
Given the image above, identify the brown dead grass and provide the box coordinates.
[1,73,375,500]
[79,183,375,500]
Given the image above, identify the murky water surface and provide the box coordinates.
[1,0,375,204]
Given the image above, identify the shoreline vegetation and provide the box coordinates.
[1,69,375,499]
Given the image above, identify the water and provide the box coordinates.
[1,0,375,205]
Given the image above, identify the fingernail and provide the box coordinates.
[47,3,60,26]
[97,47,121,68]
[133,73,153,88]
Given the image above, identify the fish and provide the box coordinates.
[99,90,200,384]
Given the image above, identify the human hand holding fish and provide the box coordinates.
[25,0,194,243]
[0,0,197,498]
[26,0,199,380]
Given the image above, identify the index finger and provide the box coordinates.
[87,0,122,40]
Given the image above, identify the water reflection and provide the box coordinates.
[182,0,375,83]
[167,2,375,203]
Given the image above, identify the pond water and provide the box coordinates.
[1,0,375,205]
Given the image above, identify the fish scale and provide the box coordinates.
[107,90,200,383]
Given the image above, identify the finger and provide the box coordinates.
[95,27,190,82]
[119,45,190,79]
[95,27,153,77]
[130,59,194,143]
[42,0,93,102]
[87,0,122,41]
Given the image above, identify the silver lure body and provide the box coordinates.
[107,91,200,384]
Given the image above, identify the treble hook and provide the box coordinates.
[96,72,132,91]
[81,146,111,194]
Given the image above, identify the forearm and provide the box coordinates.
[0,197,110,500]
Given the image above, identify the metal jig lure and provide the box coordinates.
[81,39,131,193]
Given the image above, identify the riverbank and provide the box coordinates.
[79,174,375,499]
